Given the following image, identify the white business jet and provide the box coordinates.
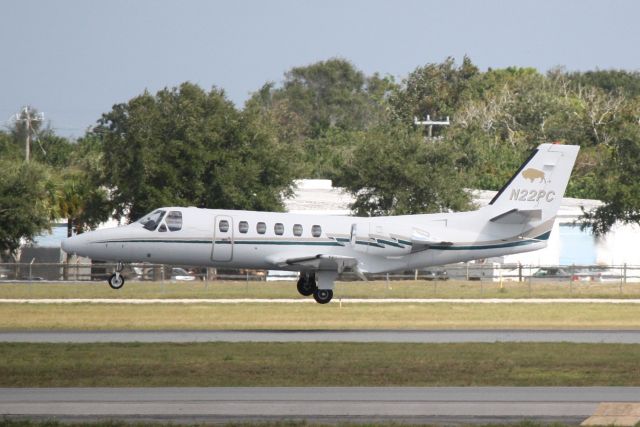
[61,143,579,304]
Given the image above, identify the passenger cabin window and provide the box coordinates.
[166,211,182,231]
[158,224,167,232]
[293,224,303,236]
[138,210,166,231]
[274,223,284,236]
[257,222,266,234]
[238,221,249,233]
[219,220,229,233]
[311,225,322,237]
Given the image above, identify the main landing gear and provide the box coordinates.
[313,288,333,304]
[108,262,125,290]
[297,272,317,296]
[296,272,335,304]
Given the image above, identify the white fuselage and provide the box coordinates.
[61,143,580,302]
[62,206,548,274]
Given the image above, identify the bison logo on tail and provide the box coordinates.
[522,168,546,183]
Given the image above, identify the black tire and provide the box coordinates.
[296,273,317,296]
[108,273,125,290]
[313,288,333,304]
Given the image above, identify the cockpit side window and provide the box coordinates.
[166,211,182,231]
[137,210,166,231]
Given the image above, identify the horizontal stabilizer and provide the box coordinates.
[490,208,542,224]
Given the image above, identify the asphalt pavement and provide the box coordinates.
[2,387,638,423]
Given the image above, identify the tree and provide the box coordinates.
[389,56,479,134]
[0,161,54,258]
[95,82,297,222]
[581,124,640,234]
[566,69,640,98]
[339,125,472,216]
[53,168,111,237]
[0,130,22,161]
[30,130,76,168]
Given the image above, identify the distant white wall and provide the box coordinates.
[595,223,640,265]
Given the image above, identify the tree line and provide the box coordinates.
[2,57,640,257]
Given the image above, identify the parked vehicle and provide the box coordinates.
[422,270,449,281]
[171,267,196,281]
[266,270,298,281]
[577,267,623,282]
[531,267,574,280]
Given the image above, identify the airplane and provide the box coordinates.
[61,143,579,304]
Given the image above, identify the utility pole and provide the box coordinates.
[13,106,44,162]
[414,114,450,139]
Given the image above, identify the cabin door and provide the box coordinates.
[212,215,234,262]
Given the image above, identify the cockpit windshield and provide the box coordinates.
[136,210,166,231]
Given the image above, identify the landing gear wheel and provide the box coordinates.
[108,273,125,290]
[313,288,333,304]
[296,273,317,296]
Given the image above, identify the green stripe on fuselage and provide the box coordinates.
[95,231,549,251]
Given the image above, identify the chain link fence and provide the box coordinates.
[1,261,638,285]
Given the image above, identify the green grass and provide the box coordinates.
[1,342,639,387]
[1,279,639,300]
[1,302,639,330]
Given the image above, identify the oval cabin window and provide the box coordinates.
[274,223,284,236]
[257,222,266,234]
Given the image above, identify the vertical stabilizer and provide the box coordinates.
[488,143,580,224]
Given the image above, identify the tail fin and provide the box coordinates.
[488,143,579,224]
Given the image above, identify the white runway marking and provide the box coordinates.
[1,297,640,304]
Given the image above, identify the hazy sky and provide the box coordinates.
[2,0,639,138]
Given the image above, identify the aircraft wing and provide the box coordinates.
[410,229,453,250]
[268,254,366,280]
[490,208,542,224]
[283,254,357,270]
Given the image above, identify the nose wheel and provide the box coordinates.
[108,262,125,290]
[108,273,125,289]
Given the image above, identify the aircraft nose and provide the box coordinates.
[61,234,81,255]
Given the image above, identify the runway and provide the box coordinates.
[3,329,640,343]
[2,297,640,304]
[2,387,638,423]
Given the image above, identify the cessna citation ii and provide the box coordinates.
[61,143,579,304]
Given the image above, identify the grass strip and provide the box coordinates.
[1,342,639,387]
[1,280,639,300]
[0,302,639,330]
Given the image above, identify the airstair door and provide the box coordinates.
[212,215,233,262]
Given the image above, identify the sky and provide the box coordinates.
[1,0,639,138]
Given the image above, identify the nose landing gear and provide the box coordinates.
[108,262,125,290]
